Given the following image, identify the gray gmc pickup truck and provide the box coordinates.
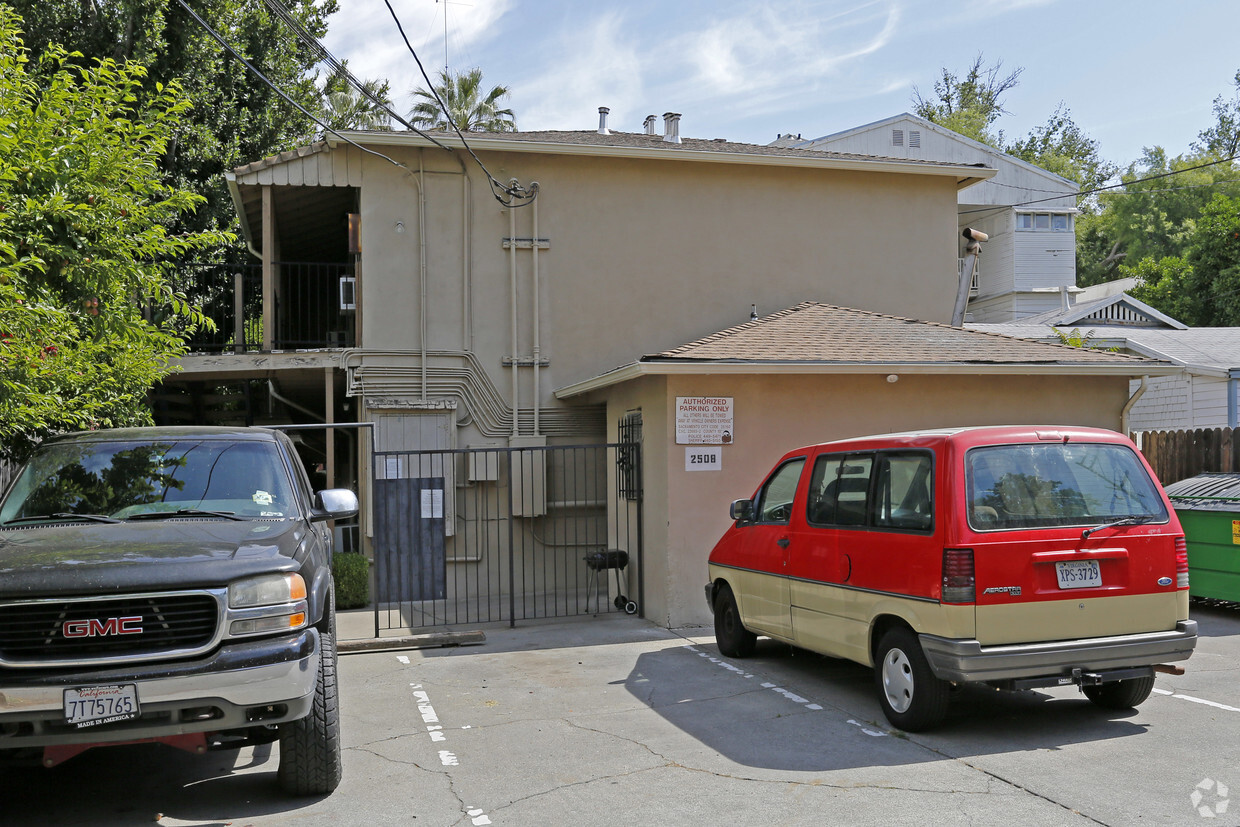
[0,426,358,795]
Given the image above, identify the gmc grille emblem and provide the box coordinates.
[62,616,143,638]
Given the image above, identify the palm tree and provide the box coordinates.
[408,68,516,132]
[322,81,393,131]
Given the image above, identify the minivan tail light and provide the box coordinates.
[942,548,975,604]
[1175,537,1190,590]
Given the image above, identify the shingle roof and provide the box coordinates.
[648,302,1160,366]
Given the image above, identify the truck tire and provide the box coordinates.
[278,630,342,795]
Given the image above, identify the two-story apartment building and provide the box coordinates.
[158,114,1172,628]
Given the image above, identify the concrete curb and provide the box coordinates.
[338,630,486,654]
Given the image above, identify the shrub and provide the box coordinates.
[333,552,370,610]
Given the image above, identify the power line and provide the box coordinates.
[382,0,536,208]
[962,153,1239,215]
[259,0,451,151]
[172,0,407,171]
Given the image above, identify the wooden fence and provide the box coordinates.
[1135,427,1240,486]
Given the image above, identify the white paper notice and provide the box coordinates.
[421,489,444,519]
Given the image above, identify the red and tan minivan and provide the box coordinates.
[705,426,1197,731]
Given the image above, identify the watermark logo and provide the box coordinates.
[1191,778,1230,818]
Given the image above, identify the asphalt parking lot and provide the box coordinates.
[3,602,1239,826]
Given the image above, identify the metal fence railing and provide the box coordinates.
[370,442,642,632]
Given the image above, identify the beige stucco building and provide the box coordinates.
[163,120,1176,629]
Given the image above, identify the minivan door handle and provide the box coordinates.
[777,537,790,549]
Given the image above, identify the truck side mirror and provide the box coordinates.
[730,499,754,522]
[312,488,359,522]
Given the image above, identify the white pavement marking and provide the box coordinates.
[687,645,836,716]
[1153,686,1240,712]
[408,678,491,825]
[847,719,888,737]
[396,655,410,664]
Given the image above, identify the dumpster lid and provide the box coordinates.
[1165,472,1240,510]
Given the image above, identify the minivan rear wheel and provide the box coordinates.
[714,584,757,658]
[874,628,950,731]
[1082,674,1156,710]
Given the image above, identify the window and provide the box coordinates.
[966,443,1168,531]
[807,454,872,527]
[1017,212,1073,232]
[755,459,805,524]
[873,452,934,531]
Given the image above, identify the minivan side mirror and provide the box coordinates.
[311,488,360,522]
[730,498,754,522]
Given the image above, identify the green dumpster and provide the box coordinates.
[1164,472,1240,601]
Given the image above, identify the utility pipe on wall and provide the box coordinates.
[1121,375,1148,437]
[532,185,541,435]
[509,181,520,437]
[419,154,429,401]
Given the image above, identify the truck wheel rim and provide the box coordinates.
[882,647,915,714]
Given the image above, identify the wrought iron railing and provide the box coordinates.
[171,261,354,353]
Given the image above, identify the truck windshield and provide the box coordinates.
[0,439,297,524]
[966,442,1168,531]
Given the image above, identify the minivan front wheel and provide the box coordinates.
[1082,674,1155,710]
[874,628,950,731]
[714,584,757,658]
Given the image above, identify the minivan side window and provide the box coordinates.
[807,454,873,527]
[754,458,805,524]
[873,451,934,532]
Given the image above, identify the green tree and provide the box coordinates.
[1126,194,1240,326]
[6,0,339,260]
[320,62,392,131]
[1194,69,1240,159]
[1077,147,1240,284]
[912,54,1021,147]
[409,67,516,132]
[0,9,228,459]
[1006,104,1118,206]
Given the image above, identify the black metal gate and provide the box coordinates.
[371,441,642,631]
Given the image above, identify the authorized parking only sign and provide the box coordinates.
[676,397,733,445]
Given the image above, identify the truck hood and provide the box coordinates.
[0,519,306,597]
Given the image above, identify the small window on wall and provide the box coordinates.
[1017,212,1073,232]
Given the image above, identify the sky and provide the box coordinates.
[322,0,1240,169]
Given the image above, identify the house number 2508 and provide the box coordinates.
[685,448,722,471]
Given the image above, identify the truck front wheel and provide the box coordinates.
[278,631,342,795]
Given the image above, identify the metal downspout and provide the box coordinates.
[1122,376,1148,438]
[509,183,520,437]
[419,155,428,401]
[532,186,541,435]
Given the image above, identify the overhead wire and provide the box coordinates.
[381,0,537,207]
[258,0,452,150]
[961,152,1239,215]
[172,0,409,171]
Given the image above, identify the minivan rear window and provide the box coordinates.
[966,442,1168,530]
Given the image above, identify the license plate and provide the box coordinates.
[64,684,140,728]
[1055,559,1102,589]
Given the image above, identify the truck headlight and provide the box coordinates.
[227,573,308,636]
[229,573,306,608]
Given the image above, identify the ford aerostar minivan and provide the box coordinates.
[705,426,1197,731]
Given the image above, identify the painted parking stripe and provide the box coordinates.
[406,672,492,825]
[1153,687,1240,712]
[686,645,838,718]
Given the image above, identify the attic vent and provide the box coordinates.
[909,130,921,149]
[892,129,904,147]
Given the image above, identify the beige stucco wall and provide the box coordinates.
[353,145,964,425]
[597,371,1133,629]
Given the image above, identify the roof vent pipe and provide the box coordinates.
[644,115,657,135]
[663,112,681,144]
[597,106,611,135]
